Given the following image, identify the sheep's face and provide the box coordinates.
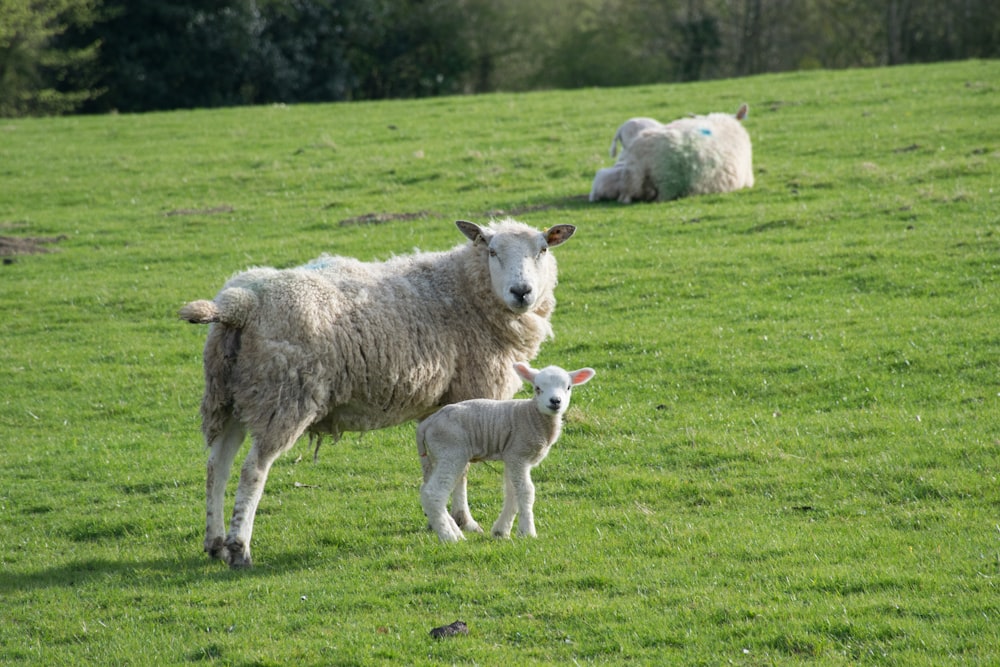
[457,219,575,315]
[514,363,596,417]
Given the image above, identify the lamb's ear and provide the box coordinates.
[568,368,596,386]
[456,220,488,245]
[545,224,576,248]
[513,362,536,383]
[735,103,749,121]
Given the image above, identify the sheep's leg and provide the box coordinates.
[224,421,310,568]
[421,458,467,543]
[449,464,483,534]
[204,418,246,560]
[491,466,519,538]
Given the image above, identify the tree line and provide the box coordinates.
[2,0,998,116]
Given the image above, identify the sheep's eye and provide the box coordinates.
[535,387,541,395]
[489,248,497,258]
[537,247,548,257]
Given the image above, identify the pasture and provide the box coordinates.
[1,59,998,664]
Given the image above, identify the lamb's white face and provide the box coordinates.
[531,367,576,417]
[514,363,596,417]
[456,220,575,315]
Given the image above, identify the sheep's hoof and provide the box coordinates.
[491,530,511,539]
[452,512,483,534]
[224,538,252,569]
[205,536,228,561]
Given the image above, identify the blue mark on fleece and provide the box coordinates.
[699,128,712,136]
[301,256,333,270]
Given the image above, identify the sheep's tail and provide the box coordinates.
[178,287,257,328]
[178,300,219,324]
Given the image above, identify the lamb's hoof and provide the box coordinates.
[491,530,511,539]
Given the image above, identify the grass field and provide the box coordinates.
[1,59,998,665]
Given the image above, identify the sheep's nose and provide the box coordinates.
[510,284,532,302]
[549,397,562,409]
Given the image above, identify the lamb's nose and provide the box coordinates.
[510,284,532,302]
[549,397,562,409]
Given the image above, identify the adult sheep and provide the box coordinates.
[593,103,753,203]
[179,218,576,568]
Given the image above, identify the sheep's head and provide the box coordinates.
[457,219,575,314]
[514,362,595,417]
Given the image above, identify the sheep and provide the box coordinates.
[178,218,576,567]
[609,117,663,158]
[416,362,596,543]
[591,103,753,203]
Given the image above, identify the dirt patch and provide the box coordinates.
[338,210,435,226]
[337,198,587,227]
[164,205,234,217]
[0,235,67,258]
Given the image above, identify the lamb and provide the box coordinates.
[591,103,753,203]
[609,117,662,158]
[178,218,576,567]
[590,117,664,202]
[416,362,596,543]
[588,164,626,202]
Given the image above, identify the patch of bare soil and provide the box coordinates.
[337,198,587,227]
[0,235,67,259]
[164,205,234,217]
[338,211,435,226]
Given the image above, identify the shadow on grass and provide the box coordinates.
[0,550,324,593]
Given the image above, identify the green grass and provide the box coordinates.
[1,59,998,665]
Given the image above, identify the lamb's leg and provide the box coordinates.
[224,421,310,568]
[421,458,466,543]
[449,464,483,534]
[491,466,518,538]
[511,465,538,538]
[204,418,246,560]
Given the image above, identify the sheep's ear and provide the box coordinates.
[545,224,576,248]
[456,220,487,245]
[568,368,596,386]
[513,362,536,383]
[735,103,749,121]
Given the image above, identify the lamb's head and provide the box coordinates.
[457,219,575,314]
[514,362,595,417]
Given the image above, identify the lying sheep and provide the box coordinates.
[609,117,662,158]
[179,218,576,567]
[416,362,596,543]
[592,103,753,203]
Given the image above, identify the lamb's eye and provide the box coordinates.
[535,387,541,395]
[489,248,497,258]
[538,247,548,257]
